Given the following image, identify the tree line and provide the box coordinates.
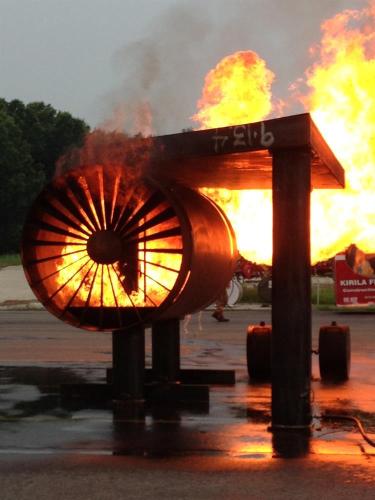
[0,99,89,253]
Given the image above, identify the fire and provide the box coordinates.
[36,134,184,315]
[306,2,375,260]
[192,3,375,264]
[192,50,275,264]
[52,166,182,309]
[192,51,275,129]
[54,196,182,310]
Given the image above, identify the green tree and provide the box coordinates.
[0,99,90,253]
[0,109,45,253]
[3,99,89,181]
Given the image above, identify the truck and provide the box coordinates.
[334,244,375,307]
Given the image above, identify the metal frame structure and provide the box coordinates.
[32,112,344,430]
[148,113,344,429]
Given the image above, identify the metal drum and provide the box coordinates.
[246,321,272,381]
[319,321,351,381]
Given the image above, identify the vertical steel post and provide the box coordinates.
[271,147,312,428]
[152,318,181,382]
[112,326,145,400]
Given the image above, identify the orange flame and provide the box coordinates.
[43,132,184,312]
[192,51,275,264]
[192,4,375,264]
[305,2,375,260]
[192,51,275,128]
[52,168,182,310]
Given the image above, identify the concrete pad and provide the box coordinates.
[0,266,41,309]
[0,304,374,499]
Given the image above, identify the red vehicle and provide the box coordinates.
[334,244,375,307]
[235,256,269,280]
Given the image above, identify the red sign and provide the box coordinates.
[334,252,375,306]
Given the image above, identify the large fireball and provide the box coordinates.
[192,50,275,264]
[192,51,274,129]
[306,4,375,259]
[192,3,375,264]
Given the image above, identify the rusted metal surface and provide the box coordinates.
[148,113,345,190]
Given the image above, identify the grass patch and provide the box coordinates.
[239,280,336,306]
[0,254,21,268]
[311,282,335,305]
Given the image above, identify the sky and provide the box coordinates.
[0,0,368,134]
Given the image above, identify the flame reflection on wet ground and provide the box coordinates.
[0,309,374,464]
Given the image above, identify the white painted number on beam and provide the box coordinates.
[213,122,275,152]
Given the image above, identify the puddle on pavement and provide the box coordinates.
[0,366,103,418]
[0,366,374,459]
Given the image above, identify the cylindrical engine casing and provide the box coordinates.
[157,182,237,320]
[21,169,237,331]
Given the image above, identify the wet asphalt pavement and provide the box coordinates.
[0,308,374,499]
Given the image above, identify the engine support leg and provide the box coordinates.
[152,318,181,382]
[112,325,145,400]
